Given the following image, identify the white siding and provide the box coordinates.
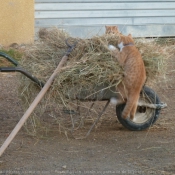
[35,0,175,38]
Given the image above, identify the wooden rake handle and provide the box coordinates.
[0,55,68,157]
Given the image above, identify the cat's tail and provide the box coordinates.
[122,94,139,119]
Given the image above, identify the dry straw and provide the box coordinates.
[19,28,168,136]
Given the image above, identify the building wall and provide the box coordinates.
[0,0,34,46]
[35,0,175,38]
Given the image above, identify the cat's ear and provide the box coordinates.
[112,26,118,30]
[105,25,108,29]
[128,34,132,38]
[114,26,118,30]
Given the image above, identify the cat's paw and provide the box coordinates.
[108,45,116,51]
[122,112,128,119]
[130,115,134,121]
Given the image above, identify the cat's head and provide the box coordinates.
[105,26,120,34]
[119,34,134,45]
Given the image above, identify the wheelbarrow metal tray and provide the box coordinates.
[66,84,119,101]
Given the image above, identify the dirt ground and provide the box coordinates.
[0,56,175,175]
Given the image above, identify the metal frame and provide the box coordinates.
[0,52,44,87]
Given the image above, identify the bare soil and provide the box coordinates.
[0,56,175,175]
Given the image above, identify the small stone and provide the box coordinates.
[9,43,19,49]
[62,165,67,169]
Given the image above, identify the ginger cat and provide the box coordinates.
[107,28,146,120]
[105,26,120,34]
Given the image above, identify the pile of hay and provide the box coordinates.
[19,28,168,135]
[20,29,123,105]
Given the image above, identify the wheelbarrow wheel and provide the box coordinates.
[116,86,161,131]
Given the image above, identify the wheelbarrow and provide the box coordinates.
[0,51,167,131]
[0,41,167,156]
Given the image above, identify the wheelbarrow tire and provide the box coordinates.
[116,86,161,131]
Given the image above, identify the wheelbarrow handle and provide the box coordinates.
[0,52,18,66]
[0,67,44,87]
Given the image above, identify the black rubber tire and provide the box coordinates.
[116,86,161,131]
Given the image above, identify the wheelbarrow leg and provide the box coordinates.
[86,102,95,116]
[76,102,95,129]
[86,100,110,137]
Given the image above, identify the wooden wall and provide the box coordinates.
[35,0,175,38]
